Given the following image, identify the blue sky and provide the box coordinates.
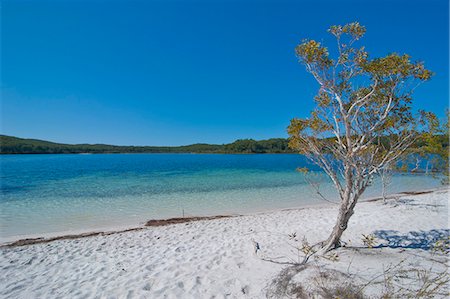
[1,0,448,146]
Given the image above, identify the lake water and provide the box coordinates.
[0,154,442,241]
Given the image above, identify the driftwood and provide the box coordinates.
[145,215,230,226]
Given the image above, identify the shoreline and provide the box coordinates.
[2,186,446,248]
[2,188,448,298]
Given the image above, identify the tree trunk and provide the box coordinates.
[412,157,420,172]
[381,172,387,204]
[320,206,354,252]
[319,181,367,254]
[319,165,354,253]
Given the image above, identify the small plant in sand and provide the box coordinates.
[431,236,450,254]
[379,263,450,298]
[287,235,316,264]
[268,255,449,298]
[287,232,298,241]
[361,234,377,248]
[299,237,317,262]
[288,236,341,264]
[322,251,340,262]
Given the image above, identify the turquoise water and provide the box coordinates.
[0,154,442,240]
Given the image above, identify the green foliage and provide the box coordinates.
[396,111,449,181]
[288,22,435,180]
[1,134,445,156]
[0,135,294,154]
[224,138,292,153]
[295,40,332,66]
[287,22,438,252]
[421,111,449,181]
[432,236,450,254]
[289,22,433,158]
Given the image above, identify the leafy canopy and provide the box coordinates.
[288,22,433,198]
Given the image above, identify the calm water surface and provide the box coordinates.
[0,154,441,241]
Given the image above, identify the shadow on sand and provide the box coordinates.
[373,229,449,250]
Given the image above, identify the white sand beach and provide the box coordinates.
[1,188,448,298]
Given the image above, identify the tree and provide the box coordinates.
[379,163,393,204]
[421,110,449,182]
[288,22,433,253]
[400,111,449,177]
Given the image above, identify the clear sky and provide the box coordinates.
[1,0,448,146]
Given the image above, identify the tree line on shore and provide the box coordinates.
[1,134,447,161]
[0,135,294,154]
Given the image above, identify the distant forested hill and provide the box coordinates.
[0,135,294,154]
[2,135,446,155]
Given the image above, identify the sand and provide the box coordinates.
[1,188,448,298]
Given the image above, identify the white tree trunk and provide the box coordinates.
[412,156,421,172]
[320,174,357,252]
[380,167,391,204]
[381,173,387,204]
[321,205,353,252]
